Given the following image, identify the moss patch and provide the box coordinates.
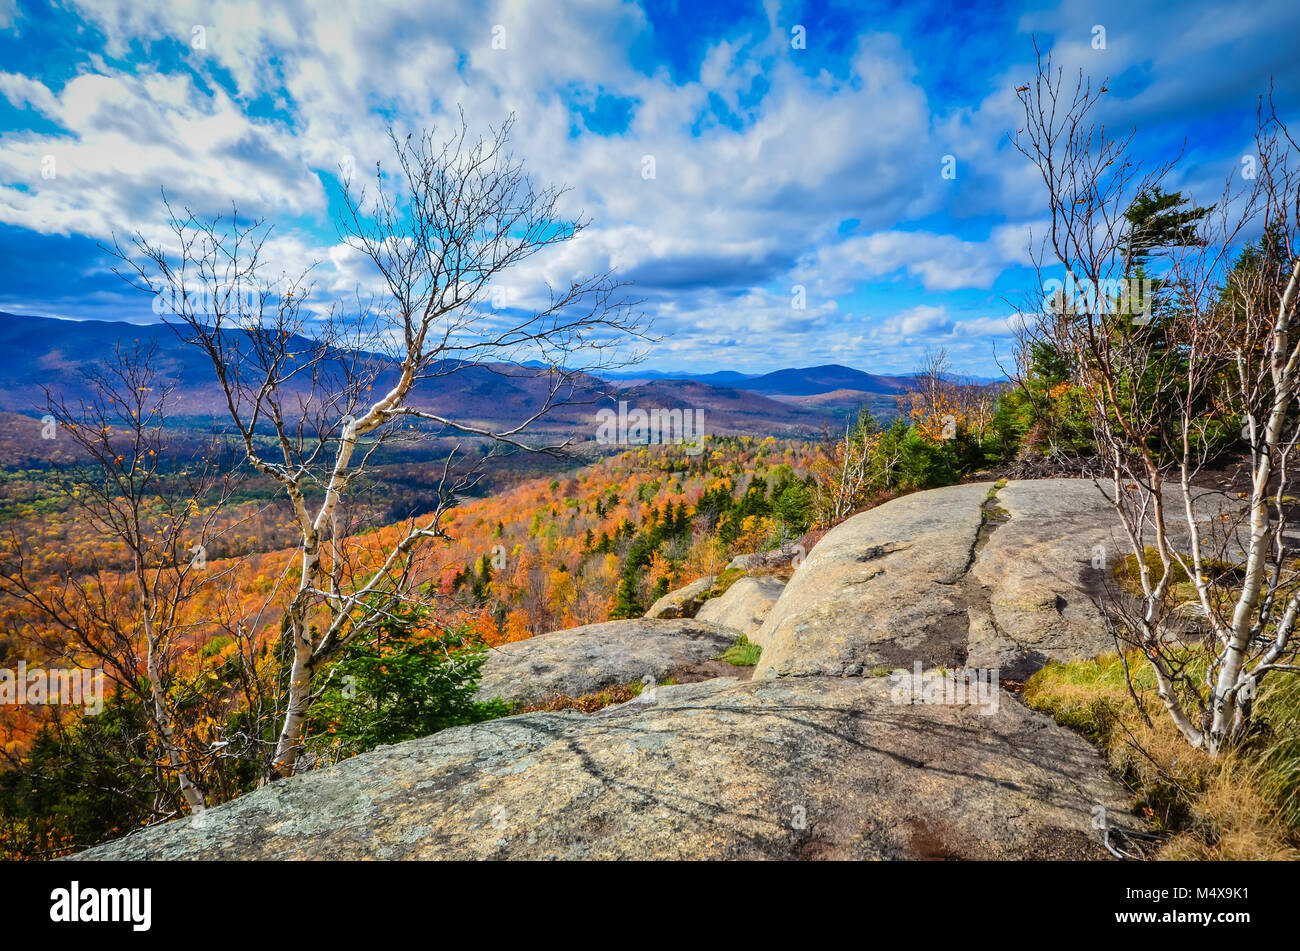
[700,565,747,603]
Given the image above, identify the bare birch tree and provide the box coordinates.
[109,116,646,778]
[1013,45,1300,752]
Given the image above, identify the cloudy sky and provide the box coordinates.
[1,0,1296,376]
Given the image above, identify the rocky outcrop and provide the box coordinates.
[751,478,1188,681]
[478,619,739,707]
[696,576,785,643]
[754,482,991,679]
[644,575,715,619]
[77,676,1141,861]
[73,478,1155,862]
[966,480,1120,678]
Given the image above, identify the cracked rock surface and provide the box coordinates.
[75,478,1155,861]
[77,676,1141,860]
[967,480,1122,678]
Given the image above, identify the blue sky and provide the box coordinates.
[1,0,1297,376]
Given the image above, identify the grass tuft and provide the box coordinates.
[718,634,762,666]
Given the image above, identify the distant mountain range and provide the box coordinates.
[604,365,912,392]
[606,364,1007,390]
[0,312,997,441]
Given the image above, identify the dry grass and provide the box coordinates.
[1161,766,1300,860]
[1025,652,1300,860]
[514,681,648,714]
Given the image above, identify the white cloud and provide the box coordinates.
[951,314,1023,337]
[5,0,1289,375]
[0,72,59,116]
[1,3,955,320]
[884,304,951,335]
[0,64,323,241]
[797,230,1009,295]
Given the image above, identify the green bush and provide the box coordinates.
[773,479,813,536]
[896,428,955,489]
[306,604,508,759]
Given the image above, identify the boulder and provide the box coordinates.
[644,575,715,619]
[752,478,1231,682]
[478,618,738,707]
[754,482,991,679]
[75,676,1142,861]
[966,479,1119,678]
[966,479,1251,678]
[724,553,760,572]
[726,544,804,574]
[696,575,786,644]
